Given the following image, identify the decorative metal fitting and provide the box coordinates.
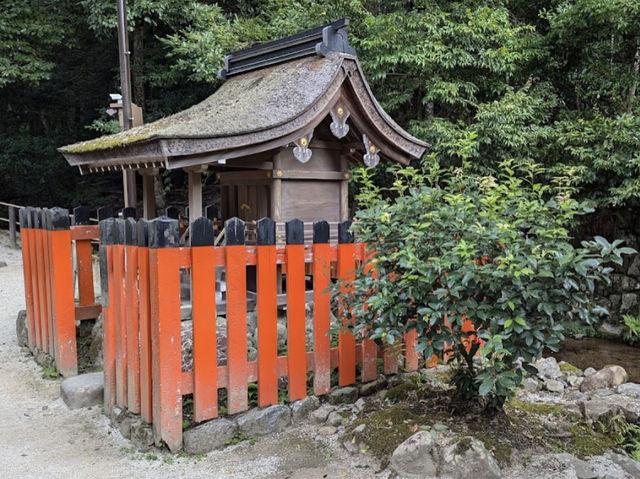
[330,105,350,139]
[293,130,314,164]
[362,134,380,168]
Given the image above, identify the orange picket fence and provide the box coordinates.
[99,215,422,452]
[19,206,102,376]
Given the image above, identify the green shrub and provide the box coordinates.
[622,315,640,345]
[337,162,633,410]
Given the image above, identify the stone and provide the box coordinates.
[621,293,638,313]
[618,383,640,399]
[545,379,565,393]
[60,372,104,409]
[391,432,501,479]
[327,411,345,427]
[566,375,584,388]
[582,394,640,423]
[87,315,103,368]
[291,395,320,422]
[119,414,134,439]
[554,453,597,479]
[183,418,237,454]
[535,357,562,380]
[277,321,287,349]
[353,398,366,413]
[607,452,640,478]
[0,261,7,268]
[598,322,624,340]
[310,404,334,424]
[237,405,291,436]
[327,386,358,405]
[581,365,628,392]
[523,377,540,393]
[15,309,28,347]
[359,376,387,396]
[628,256,640,277]
[130,419,154,450]
[584,367,597,377]
[318,425,337,436]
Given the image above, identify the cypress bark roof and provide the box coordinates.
[59,22,428,172]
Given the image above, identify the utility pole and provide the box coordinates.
[116,0,137,208]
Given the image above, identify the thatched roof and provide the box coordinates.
[59,22,428,173]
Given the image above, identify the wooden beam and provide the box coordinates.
[340,155,349,221]
[187,169,203,226]
[140,169,157,219]
[76,303,102,321]
[272,170,350,181]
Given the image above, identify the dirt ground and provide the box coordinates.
[0,231,384,479]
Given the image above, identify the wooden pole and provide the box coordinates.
[186,168,203,228]
[140,169,157,219]
[8,206,16,247]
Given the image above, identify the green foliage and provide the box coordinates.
[337,162,634,409]
[622,314,640,345]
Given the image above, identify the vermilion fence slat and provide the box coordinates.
[103,240,117,412]
[191,241,218,422]
[256,218,278,407]
[285,242,307,401]
[337,229,356,386]
[76,240,95,306]
[383,346,399,375]
[404,330,419,371]
[113,242,127,407]
[125,225,141,413]
[360,246,378,382]
[312,222,331,395]
[150,242,183,453]
[43,221,53,355]
[35,216,46,351]
[226,242,248,414]
[19,210,36,349]
[137,223,152,423]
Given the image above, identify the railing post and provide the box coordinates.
[337,220,356,385]
[73,206,95,307]
[225,217,248,414]
[191,216,218,421]
[9,206,16,247]
[20,207,36,349]
[124,217,141,413]
[256,217,278,406]
[137,218,153,423]
[312,220,332,395]
[285,218,307,400]
[48,207,77,377]
[149,216,182,452]
[100,217,117,412]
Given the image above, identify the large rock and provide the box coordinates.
[544,379,565,393]
[130,419,154,451]
[60,372,103,409]
[291,395,320,421]
[359,376,388,396]
[606,452,640,478]
[534,357,562,380]
[310,404,334,424]
[391,432,501,479]
[183,418,237,454]
[553,453,597,479]
[618,383,640,399]
[237,405,291,436]
[581,394,640,423]
[16,310,28,347]
[580,365,628,392]
[328,386,358,405]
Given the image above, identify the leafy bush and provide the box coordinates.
[338,162,634,410]
[622,315,640,345]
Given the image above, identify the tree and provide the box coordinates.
[338,162,634,409]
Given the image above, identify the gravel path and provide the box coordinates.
[0,232,383,479]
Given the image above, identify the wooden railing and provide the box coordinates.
[100,215,420,452]
[0,201,23,247]
[19,206,102,376]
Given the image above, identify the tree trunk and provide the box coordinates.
[625,39,640,113]
[132,23,145,109]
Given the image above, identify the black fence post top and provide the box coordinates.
[114,218,126,245]
[313,221,330,244]
[49,207,70,231]
[136,218,149,247]
[285,218,304,245]
[338,220,354,244]
[124,217,136,245]
[225,217,245,245]
[97,206,115,221]
[150,216,180,248]
[73,206,91,225]
[26,207,36,228]
[205,204,219,220]
[191,217,214,247]
[121,206,137,220]
[257,217,276,245]
[99,217,116,245]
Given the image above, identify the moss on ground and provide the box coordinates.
[386,382,419,402]
[558,361,582,374]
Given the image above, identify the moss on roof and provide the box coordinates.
[60,53,345,154]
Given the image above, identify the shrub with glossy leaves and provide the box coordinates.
[338,162,635,410]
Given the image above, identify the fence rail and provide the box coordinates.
[99,215,421,452]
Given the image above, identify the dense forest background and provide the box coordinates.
[1,0,639,211]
